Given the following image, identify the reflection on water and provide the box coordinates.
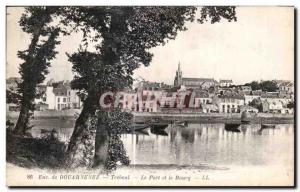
[122,124,294,167]
[29,119,293,167]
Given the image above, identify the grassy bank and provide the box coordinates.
[6,131,67,168]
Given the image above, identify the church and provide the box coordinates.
[174,63,218,90]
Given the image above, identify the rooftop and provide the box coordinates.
[220,79,233,83]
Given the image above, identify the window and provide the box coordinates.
[57,104,60,110]
[63,98,66,102]
[68,97,70,102]
[58,98,60,102]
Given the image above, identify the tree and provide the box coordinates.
[249,98,262,112]
[6,90,19,104]
[245,81,261,91]
[59,6,237,169]
[287,101,294,109]
[260,81,278,92]
[14,7,62,135]
[245,80,278,92]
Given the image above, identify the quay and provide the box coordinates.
[132,112,294,124]
[7,110,294,124]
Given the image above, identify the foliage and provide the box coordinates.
[96,109,133,170]
[260,81,278,92]
[249,98,263,112]
[15,7,63,134]
[287,101,294,109]
[6,90,20,104]
[245,81,261,91]
[245,81,278,92]
[14,6,237,167]
[62,6,237,99]
[198,6,236,24]
[7,131,67,168]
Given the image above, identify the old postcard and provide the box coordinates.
[6,6,294,187]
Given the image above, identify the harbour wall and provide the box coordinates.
[7,110,294,124]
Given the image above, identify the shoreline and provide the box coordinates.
[133,113,294,124]
[7,110,294,124]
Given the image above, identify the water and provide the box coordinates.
[122,124,294,167]
[28,119,294,168]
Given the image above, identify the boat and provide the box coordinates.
[135,129,150,135]
[149,123,169,130]
[131,124,149,131]
[225,123,241,132]
[173,120,188,127]
[150,128,168,136]
[147,117,169,130]
[261,124,276,129]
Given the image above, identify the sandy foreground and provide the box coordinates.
[6,163,294,187]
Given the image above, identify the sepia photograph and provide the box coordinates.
[5,5,295,187]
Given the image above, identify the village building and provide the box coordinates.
[193,91,212,108]
[201,104,219,113]
[135,81,167,98]
[216,93,245,113]
[6,77,21,92]
[261,100,269,113]
[174,63,218,90]
[261,100,293,114]
[160,91,177,108]
[240,85,252,94]
[219,79,233,87]
[45,81,81,110]
[260,94,292,107]
[279,81,294,94]
[119,91,137,112]
[218,87,237,96]
[6,103,20,112]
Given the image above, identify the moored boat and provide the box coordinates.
[150,123,169,130]
[261,124,276,129]
[225,123,241,132]
[150,128,168,136]
[173,120,188,127]
[131,124,149,131]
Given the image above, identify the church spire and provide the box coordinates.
[174,61,182,86]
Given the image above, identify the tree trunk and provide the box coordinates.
[13,105,30,135]
[14,28,41,136]
[93,111,109,167]
[65,13,123,168]
[64,95,98,168]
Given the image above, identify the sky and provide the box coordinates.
[6,6,294,85]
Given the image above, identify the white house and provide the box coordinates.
[194,91,212,108]
[216,94,245,113]
[279,81,294,94]
[45,82,81,110]
[219,79,233,87]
